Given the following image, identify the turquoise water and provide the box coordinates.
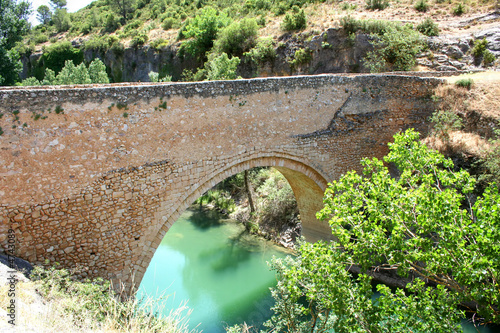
[137,207,289,332]
[137,207,499,333]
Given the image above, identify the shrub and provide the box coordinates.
[289,47,312,69]
[364,25,424,72]
[105,13,120,32]
[471,38,488,58]
[53,8,72,32]
[148,70,159,82]
[340,16,395,35]
[453,3,465,15]
[20,77,42,86]
[29,265,195,332]
[34,33,49,44]
[365,0,389,10]
[244,37,276,64]
[180,6,231,60]
[130,33,149,48]
[416,18,439,36]
[124,19,143,34]
[454,78,473,90]
[204,52,241,81]
[161,17,176,30]
[414,0,429,12]
[213,18,258,57]
[430,109,463,141]
[150,38,169,50]
[42,41,84,75]
[282,6,306,31]
[483,50,496,66]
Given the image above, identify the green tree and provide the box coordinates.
[364,25,424,72]
[0,0,31,85]
[49,0,67,10]
[52,8,71,32]
[37,5,52,25]
[109,0,136,23]
[204,52,240,81]
[180,6,230,60]
[267,129,500,331]
[23,59,110,86]
[55,60,91,85]
[88,58,109,84]
[213,18,258,57]
[0,0,32,49]
[0,47,22,85]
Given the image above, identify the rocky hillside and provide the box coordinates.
[17,0,500,83]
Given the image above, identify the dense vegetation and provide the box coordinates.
[195,167,299,243]
[258,129,500,332]
[1,0,496,85]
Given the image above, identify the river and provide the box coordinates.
[138,207,497,333]
[137,207,290,332]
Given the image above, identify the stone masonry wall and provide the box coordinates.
[0,74,442,289]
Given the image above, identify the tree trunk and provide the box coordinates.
[244,170,255,213]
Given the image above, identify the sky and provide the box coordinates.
[28,0,96,25]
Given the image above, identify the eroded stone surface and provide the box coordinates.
[0,74,441,291]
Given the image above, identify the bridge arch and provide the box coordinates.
[133,153,333,287]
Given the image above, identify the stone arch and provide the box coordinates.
[132,152,334,287]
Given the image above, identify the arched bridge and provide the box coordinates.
[0,74,441,288]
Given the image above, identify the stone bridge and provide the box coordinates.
[0,74,440,289]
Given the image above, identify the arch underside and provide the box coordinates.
[133,154,335,288]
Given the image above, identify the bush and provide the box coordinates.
[430,109,463,141]
[105,13,120,32]
[365,0,389,10]
[20,77,42,86]
[471,38,488,58]
[483,50,496,66]
[30,265,196,332]
[130,33,149,48]
[364,25,424,72]
[454,78,473,90]
[34,33,49,44]
[244,37,276,64]
[213,18,258,57]
[416,18,439,36]
[340,16,395,35]
[289,47,312,69]
[180,6,231,60]
[42,41,84,75]
[150,38,169,50]
[453,3,466,15]
[414,0,429,12]
[282,6,306,31]
[124,19,143,34]
[204,52,240,81]
[161,17,176,30]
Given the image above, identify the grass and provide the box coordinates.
[426,74,500,169]
[0,266,198,333]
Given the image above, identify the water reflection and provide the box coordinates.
[139,207,289,332]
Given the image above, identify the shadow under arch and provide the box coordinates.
[134,154,334,288]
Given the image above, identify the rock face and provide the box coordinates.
[19,28,374,82]
[17,19,500,81]
[421,26,500,71]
